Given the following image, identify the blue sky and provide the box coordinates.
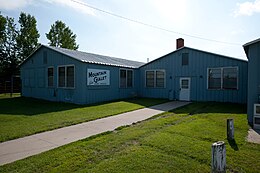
[0,0,259,62]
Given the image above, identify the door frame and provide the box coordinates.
[179,77,191,101]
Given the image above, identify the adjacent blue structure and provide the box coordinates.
[243,38,260,125]
[139,45,247,103]
[20,39,248,105]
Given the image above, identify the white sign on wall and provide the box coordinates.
[87,69,110,85]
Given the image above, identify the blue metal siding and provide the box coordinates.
[21,47,139,104]
[21,46,248,105]
[139,48,247,104]
[21,47,86,104]
[84,64,139,104]
[247,42,260,123]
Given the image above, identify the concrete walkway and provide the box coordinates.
[0,101,190,166]
[247,128,260,144]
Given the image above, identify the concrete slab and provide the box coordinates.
[0,101,190,166]
[247,128,260,144]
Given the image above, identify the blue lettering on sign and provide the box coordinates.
[94,76,107,83]
[89,71,106,78]
[87,69,109,85]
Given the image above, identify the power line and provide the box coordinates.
[70,0,241,46]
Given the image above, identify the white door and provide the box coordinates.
[179,78,190,101]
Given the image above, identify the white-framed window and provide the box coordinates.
[145,70,165,88]
[120,69,133,88]
[58,65,75,88]
[207,67,238,90]
[47,67,54,87]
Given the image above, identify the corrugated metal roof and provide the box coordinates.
[243,38,260,57]
[44,45,145,68]
[243,38,260,47]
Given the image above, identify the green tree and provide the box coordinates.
[46,20,79,50]
[0,16,19,77]
[0,12,7,77]
[0,12,6,42]
[17,12,40,62]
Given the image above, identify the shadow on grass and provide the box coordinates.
[0,96,167,116]
[170,102,247,115]
[0,97,81,116]
[0,95,246,117]
[228,139,239,151]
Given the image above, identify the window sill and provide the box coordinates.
[57,87,75,89]
[145,87,166,89]
[207,88,238,91]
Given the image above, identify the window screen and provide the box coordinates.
[66,66,74,88]
[156,70,165,87]
[146,71,155,87]
[58,67,65,87]
[223,68,238,89]
[127,70,133,87]
[208,68,221,89]
[120,69,127,88]
[255,117,260,124]
[182,53,189,66]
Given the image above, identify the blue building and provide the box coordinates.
[243,38,260,127]
[139,39,247,103]
[20,38,248,105]
[20,45,144,104]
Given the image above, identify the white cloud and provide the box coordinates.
[44,0,95,16]
[234,0,260,16]
[0,0,32,10]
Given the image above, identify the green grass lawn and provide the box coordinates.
[0,94,167,142]
[1,102,259,172]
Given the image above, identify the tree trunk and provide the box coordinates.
[211,141,226,173]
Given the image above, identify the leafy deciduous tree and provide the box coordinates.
[17,12,40,62]
[0,16,19,77]
[0,12,6,41]
[46,20,79,50]
[0,12,7,77]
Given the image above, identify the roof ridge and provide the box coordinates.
[44,45,145,64]
[42,45,145,68]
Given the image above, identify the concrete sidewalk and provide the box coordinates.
[0,101,190,166]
